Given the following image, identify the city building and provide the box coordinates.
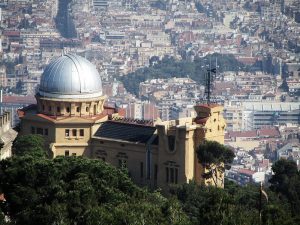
[0,111,17,160]
[92,0,108,10]
[243,102,300,129]
[18,54,227,191]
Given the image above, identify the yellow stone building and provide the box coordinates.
[19,53,226,191]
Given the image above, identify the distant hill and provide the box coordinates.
[120,53,247,96]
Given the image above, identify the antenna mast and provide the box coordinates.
[205,68,216,105]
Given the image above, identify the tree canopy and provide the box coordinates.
[120,54,247,96]
[269,159,300,215]
[196,140,235,186]
[170,180,299,225]
[0,135,189,225]
[1,135,300,225]
[12,134,47,158]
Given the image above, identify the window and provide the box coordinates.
[154,164,158,181]
[168,136,175,152]
[57,106,60,113]
[86,107,89,112]
[165,162,179,184]
[72,129,77,136]
[79,129,84,137]
[94,105,97,115]
[48,106,51,112]
[44,128,48,136]
[140,162,144,178]
[76,107,80,113]
[65,129,70,137]
[96,150,107,161]
[166,167,169,183]
[31,126,35,134]
[72,153,76,156]
[37,127,43,135]
[166,167,178,184]
[65,150,69,156]
[66,107,70,113]
[170,168,174,183]
[42,105,45,111]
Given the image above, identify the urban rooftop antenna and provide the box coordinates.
[205,68,216,105]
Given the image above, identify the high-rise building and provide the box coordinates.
[92,0,108,10]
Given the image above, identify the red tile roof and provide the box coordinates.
[228,130,257,138]
[259,128,280,137]
[238,168,255,176]
[196,104,220,109]
[3,95,36,104]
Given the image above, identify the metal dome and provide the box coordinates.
[39,53,102,99]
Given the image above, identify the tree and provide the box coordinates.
[170,181,260,225]
[196,141,234,186]
[12,134,47,158]
[0,156,189,225]
[269,159,300,215]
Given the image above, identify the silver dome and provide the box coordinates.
[39,53,102,99]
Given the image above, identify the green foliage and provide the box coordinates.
[171,180,298,225]
[196,141,234,185]
[269,159,300,215]
[120,54,247,96]
[0,156,189,225]
[197,141,234,166]
[12,134,47,158]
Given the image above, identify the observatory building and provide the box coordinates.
[19,53,226,190]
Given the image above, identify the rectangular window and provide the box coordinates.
[154,164,158,181]
[170,168,174,183]
[31,126,35,134]
[44,128,48,136]
[36,127,43,135]
[65,129,70,137]
[140,162,144,178]
[65,150,69,156]
[166,167,169,183]
[79,129,84,137]
[72,153,76,156]
[175,168,178,184]
[72,129,77,136]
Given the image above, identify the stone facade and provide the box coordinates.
[0,112,17,160]
[19,101,226,191]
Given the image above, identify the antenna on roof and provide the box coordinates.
[205,68,216,105]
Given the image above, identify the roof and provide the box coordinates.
[238,168,255,176]
[39,53,103,99]
[228,130,257,138]
[195,104,220,109]
[2,95,36,104]
[93,121,157,144]
[259,128,280,137]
